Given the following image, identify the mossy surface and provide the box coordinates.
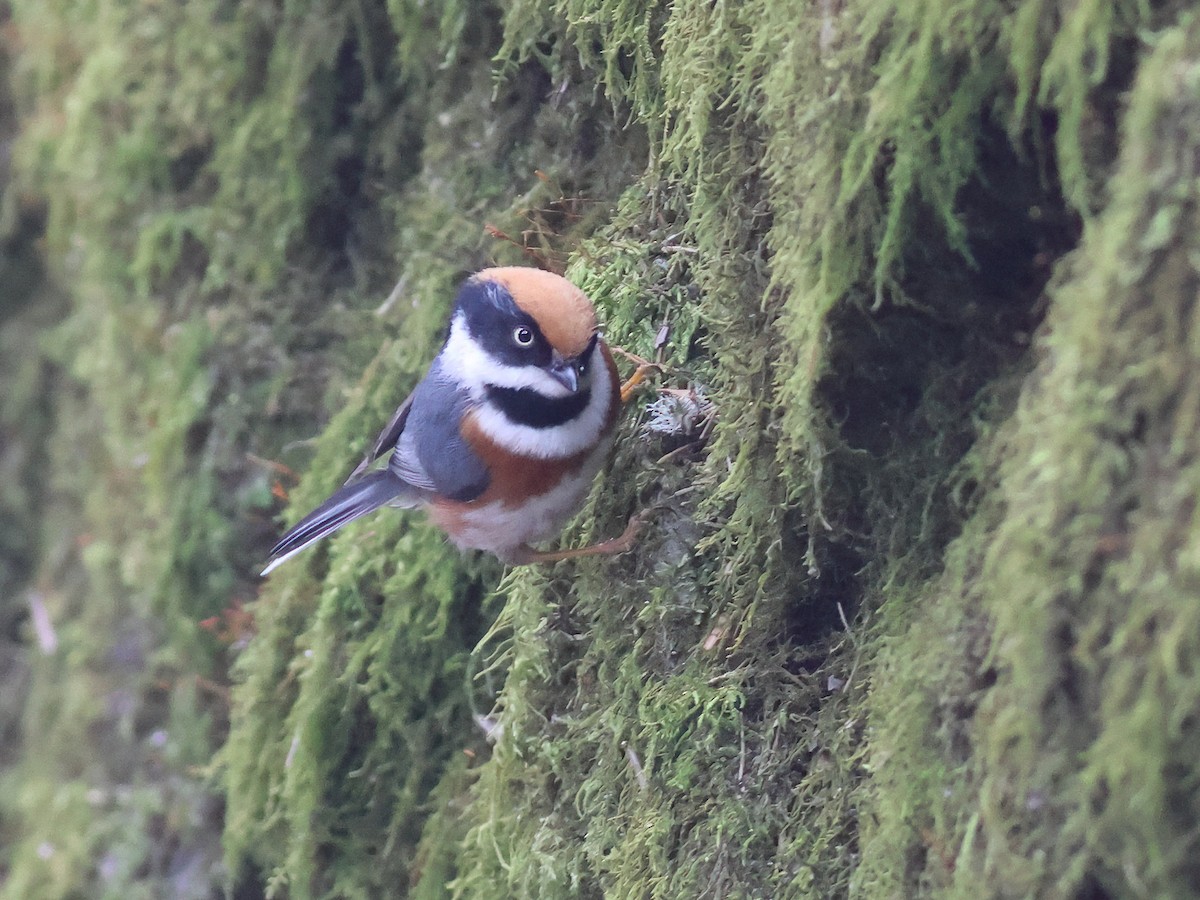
[2,0,1198,897]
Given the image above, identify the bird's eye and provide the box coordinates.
[513,326,534,346]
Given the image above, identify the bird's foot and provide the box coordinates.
[511,510,648,565]
[610,347,663,403]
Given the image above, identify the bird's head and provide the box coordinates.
[439,267,614,457]
[442,267,602,401]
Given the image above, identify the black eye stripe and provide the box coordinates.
[455,279,551,367]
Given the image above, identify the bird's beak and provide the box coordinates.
[548,358,580,393]
[548,335,597,393]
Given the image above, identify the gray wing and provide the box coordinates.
[395,361,490,502]
[345,362,490,501]
[346,392,415,483]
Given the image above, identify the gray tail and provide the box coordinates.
[261,471,404,575]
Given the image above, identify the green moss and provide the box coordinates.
[218,4,651,895]
[5,0,1199,896]
[964,16,1200,894]
[0,0,504,893]
[849,10,1200,898]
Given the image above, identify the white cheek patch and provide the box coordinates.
[440,316,615,459]
[471,339,614,459]
[441,316,572,399]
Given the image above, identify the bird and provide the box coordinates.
[261,266,646,576]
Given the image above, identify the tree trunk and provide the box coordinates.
[1,1,1196,897]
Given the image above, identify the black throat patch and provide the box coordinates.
[486,385,591,429]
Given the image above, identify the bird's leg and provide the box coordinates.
[620,364,659,403]
[510,511,647,565]
[610,347,662,403]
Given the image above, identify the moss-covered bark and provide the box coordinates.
[2,0,1198,897]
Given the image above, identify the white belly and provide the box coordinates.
[439,440,610,559]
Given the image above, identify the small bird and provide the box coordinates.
[262,267,643,576]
